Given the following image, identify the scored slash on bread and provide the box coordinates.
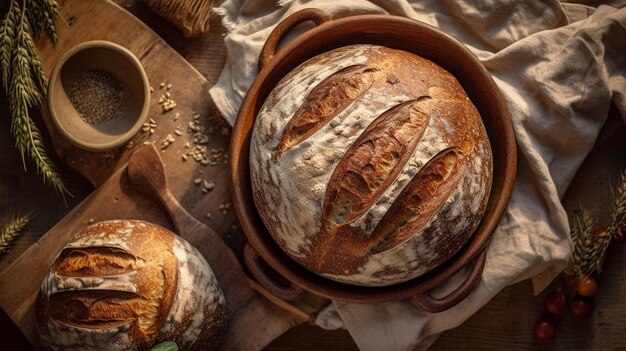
[48,290,149,329]
[323,98,431,229]
[273,64,380,159]
[312,98,431,270]
[368,147,466,254]
[53,246,143,277]
[314,146,467,273]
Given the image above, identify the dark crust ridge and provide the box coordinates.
[368,147,466,254]
[273,64,379,158]
[312,98,431,270]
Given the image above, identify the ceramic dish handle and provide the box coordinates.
[411,248,487,313]
[244,244,305,301]
[258,8,332,71]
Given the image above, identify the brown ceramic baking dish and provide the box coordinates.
[230,9,517,312]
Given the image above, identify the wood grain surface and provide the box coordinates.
[0,139,310,351]
[0,0,313,350]
[0,0,625,350]
[36,0,238,238]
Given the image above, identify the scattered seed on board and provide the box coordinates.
[181,118,229,167]
[194,178,202,185]
[160,94,177,112]
[202,181,215,191]
[219,202,232,215]
[195,134,209,144]
[142,91,229,172]
[142,120,157,133]
[157,83,176,112]
[161,134,175,149]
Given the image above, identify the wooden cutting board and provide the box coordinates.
[0,0,312,349]
[0,146,308,349]
[36,0,238,240]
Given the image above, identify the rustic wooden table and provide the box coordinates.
[1,1,625,350]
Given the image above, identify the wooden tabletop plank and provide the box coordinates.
[1,0,624,350]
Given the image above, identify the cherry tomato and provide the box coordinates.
[533,319,556,341]
[543,291,566,315]
[563,272,577,290]
[570,297,593,318]
[576,276,598,297]
[592,227,608,237]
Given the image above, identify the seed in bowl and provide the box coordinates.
[69,69,128,125]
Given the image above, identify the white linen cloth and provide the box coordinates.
[209,1,626,350]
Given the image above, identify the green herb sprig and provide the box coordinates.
[150,341,178,351]
[1,0,68,195]
[0,212,32,255]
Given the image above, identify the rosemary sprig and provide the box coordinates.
[150,341,179,351]
[569,168,626,277]
[0,213,32,255]
[1,0,68,195]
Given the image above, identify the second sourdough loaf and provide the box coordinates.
[250,44,493,287]
[36,220,226,350]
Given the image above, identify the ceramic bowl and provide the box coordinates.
[48,40,149,151]
[230,9,517,312]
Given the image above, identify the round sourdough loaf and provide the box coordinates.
[36,220,226,350]
[250,44,493,287]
